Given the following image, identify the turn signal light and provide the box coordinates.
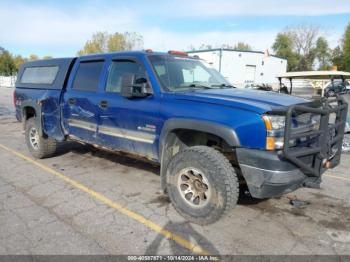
[266,137,276,150]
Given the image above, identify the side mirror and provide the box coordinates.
[121,73,151,98]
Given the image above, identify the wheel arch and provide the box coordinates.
[159,118,240,191]
[22,103,43,136]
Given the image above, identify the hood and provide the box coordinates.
[170,88,309,114]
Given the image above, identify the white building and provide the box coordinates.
[0,75,17,88]
[187,48,287,88]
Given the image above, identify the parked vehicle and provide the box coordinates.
[324,80,350,97]
[14,51,348,224]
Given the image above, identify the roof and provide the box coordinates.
[186,48,285,60]
[277,71,350,79]
[78,50,171,59]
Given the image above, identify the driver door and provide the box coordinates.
[97,57,161,160]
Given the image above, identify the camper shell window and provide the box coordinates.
[20,66,59,84]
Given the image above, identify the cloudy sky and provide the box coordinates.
[1,0,350,57]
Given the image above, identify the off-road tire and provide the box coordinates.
[25,118,60,159]
[166,146,239,225]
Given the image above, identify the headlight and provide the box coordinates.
[262,115,295,150]
[263,115,285,130]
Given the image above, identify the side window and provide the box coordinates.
[72,61,104,92]
[106,60,145,93]
[20,66,59,84]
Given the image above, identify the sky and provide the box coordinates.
[1,0,350,57]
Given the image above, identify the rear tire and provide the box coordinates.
[25,118,59,159]
[166,146,239,225]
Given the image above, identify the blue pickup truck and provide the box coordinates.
[14,50,348,224]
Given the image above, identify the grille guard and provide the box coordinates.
[283,96,348,177]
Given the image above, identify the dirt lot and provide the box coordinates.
[0,86,349,255]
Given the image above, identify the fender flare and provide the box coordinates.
[158,118,240,191]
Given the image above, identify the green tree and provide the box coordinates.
[233,42,252,51]
[331,46,344,70]
[42,55,53,59]
[315,36,330,70]
[77,32,108,55]
[13,55,27,71]
[0,49,16,76]
[272,33,299,71]
[343,23,350,71]
[107,32,126,52]
[77,31,144,55]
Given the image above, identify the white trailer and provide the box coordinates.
[187,48,287,88]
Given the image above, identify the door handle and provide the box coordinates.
[68,98,76,105]
[99,100,108,109]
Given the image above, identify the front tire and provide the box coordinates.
[166,146,239,225]
[25,118,59,159]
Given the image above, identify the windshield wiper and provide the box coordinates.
[210,83,235,88]
[180,84,213,90]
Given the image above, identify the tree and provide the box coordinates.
[107,32,126,52]
[77,31,144,55]
[272,33,299,71]
[123,32,143,50]
[13,55,27,71]
[343,23,350,71]
[331,46,344,70]
[77,32,108,55]
[198,44,213,50]
[286,24,320,70]
[42,55,53,59]
[233,42,252,51]
[0,48,16,76]
[315,37,330,70]
[28,54,39,61]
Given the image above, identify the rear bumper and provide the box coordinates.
[236,148,320,198]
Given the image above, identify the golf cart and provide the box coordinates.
[277,71,350,98]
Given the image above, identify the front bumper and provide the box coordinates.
[236,97,348,199]
[236,148,320,199]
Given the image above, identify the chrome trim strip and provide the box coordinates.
[99,126,155,144]
[68,119,97,132]
[68,119,155,144]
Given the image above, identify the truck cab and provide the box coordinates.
[15,50,348,224]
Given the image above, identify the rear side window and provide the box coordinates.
[20,66,59,84]
[73,61,104,92]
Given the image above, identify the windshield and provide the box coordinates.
[148,55,233,92]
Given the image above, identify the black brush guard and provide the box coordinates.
[283,96,348,177]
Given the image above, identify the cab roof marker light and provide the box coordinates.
[168,50,188,57]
